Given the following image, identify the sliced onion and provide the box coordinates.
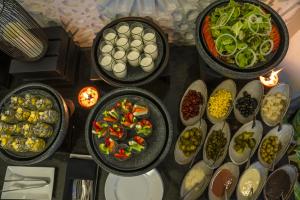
[223,7,235,25]
[212,7,235,28]
[247,16,272,36]
[215,33,237,57]
[235,48,257,68]
[260,39,274,55]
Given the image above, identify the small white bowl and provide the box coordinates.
[207,79,236,124]
[180,80,207,126]
[236,161,268,200]
[258,124,294,169]
[234,80,264,124]
[208,162,240,200]
[203,121,231,169]
[180,160,213,200]
[174,119,207,165]
[261,83,291,127]
[229,120,263,165]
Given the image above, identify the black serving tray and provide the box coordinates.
[91,17,169,87]
[195,0,289,79]
[85,87,173,176]
[0,83,69,165]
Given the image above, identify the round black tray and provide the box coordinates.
[92,17,169,87]
[0,83,69,165]
[85,88,173,176]
[195,0,289,79]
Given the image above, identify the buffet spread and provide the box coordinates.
[0,0,300,200]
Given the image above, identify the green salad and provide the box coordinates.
[209,0,275,68]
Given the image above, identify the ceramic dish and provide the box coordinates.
[258,124,294,169]
[174,119,207,165]
[263,164,298,200]
[208,162,240,200]
[105,169,164,200]
[203,121,231,169]
[229,120,263,165]
[234,80,264,124]
[180,160,213,200]
[180,80,207,126]
[92,17,169,87]
[261,83,291,127]
[236,161,268,200]
[85,88,173,176]
[207,79,236,124]
[0,83,69,165]
[195,0,289,79]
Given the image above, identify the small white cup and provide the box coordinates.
[127,48,140,67]
[112,61,127,78]
[139,53,154,72]
[143,42,158,60]
[99,54,113,71]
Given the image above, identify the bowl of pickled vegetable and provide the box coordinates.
[195,0,289,79]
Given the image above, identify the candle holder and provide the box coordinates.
[78,87,99,109]
[0,0,48,61]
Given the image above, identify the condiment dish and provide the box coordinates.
[261,83,291,127]
[180,161,213,200]
[236,161,268,200]
[208,162,239,200]
[234,80,264,124]
[229,120,263,165]
[258,124,294,169]
[180,80,207,126]
[203,122,231,169]
[207,79,236,124]
[263,164,298,200]
[174,119,207,165]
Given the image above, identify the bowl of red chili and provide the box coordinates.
[195,0,289,79]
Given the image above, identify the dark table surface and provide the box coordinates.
[0,45,298,200]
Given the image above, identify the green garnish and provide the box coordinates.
[210,0,274,68]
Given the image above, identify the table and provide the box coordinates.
[0,45,298,200]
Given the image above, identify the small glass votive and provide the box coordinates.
[143,42,158,60]
[130,39,143,52]
[116,22,130,37]
[99,41,114,55]
[112,60,127,79]
[127,48,140,67]
[115,35,129,50]
[103,28,117,44]
[98,54,113,71]
[139,53,154,73]
[130,22,144,37]
[112,47,127,63]
[142,28,156,45]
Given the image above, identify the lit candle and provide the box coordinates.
[78,87,99,108]
[259,69,283,87]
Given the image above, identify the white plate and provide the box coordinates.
[105,169,164,200]
[1,166,55,200]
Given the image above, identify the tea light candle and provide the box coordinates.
[130,39,143,51]
[116,35,129,50]
[103,28,117,44]
[127,48,140,67]
[99,41,114,54]
[112,47,127,63]
[113,61,127,78]
[143,29,156,44]
[99,54,113,71]
[78,87,99,109]
[116,22,130,37]
[144,43,158,60]
[140,53,154,72]
[130,22,144,36]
